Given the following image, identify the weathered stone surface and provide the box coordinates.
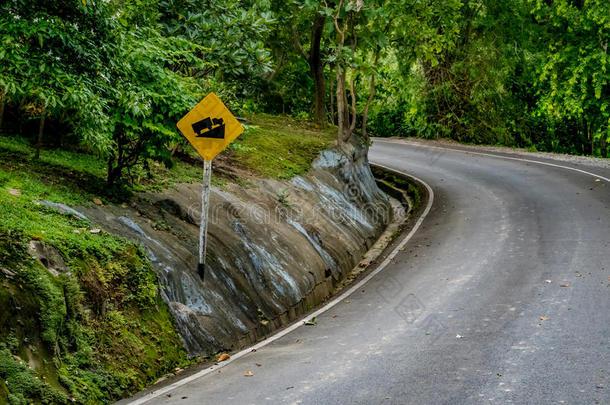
[80,145,390,356]
[28,240,68,277]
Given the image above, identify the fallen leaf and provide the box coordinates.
[251,349,257,352]
[92,198,103,206]
[90,229,101,234]
[595,179,601,182]
[255,363,262,367]
[8,188,21,196]
[440,277,449,281]
[575,273,582,277]
[456,334,463,339]
[217,353,230,362]
[560,283,570,287]
[181,397,188,400]
[544,280,552,283]
[286,386,294,390]
[540,316,548,321]
[244,371,254,377]
[304,316,317,326]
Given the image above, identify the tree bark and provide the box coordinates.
[310,13,327,128]
[107,155,119,187]
[293,13,327,128]
[361,65,377,141]
[329,65,336,125]
[0,89,5,133]
[336,67,351,142]
[35,105,46,160]
[362,21,391,141]
[333,1,353,143]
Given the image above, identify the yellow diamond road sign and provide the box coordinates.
[176,92,244,162]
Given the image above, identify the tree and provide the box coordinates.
[104,29,202,186]
[290,3,328,128]
[325,0,393,143]
[0,0,115,156]
[532,0,610,157]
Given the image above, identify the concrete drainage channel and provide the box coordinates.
[119,165,431,405]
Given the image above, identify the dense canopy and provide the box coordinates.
[0,0,608,186]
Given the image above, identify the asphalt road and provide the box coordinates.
[130,140,609,405]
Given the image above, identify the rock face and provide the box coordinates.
[80,144,390,356]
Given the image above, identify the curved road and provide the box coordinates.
[131,140,609,405]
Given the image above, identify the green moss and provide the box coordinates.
[0,114,337,403]
[229,114,336,179]
[0,231,188,404]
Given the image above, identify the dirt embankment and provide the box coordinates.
[79,142,391,356]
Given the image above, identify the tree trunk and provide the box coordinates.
[362,21,391,141]
[107,155,120,187]
[293,13,327,128]
[336,67,351,142]
[329,65,336,125]
[35,105,46,160]
[0,89,5,133]
[601,132,608,158]
[310,14,327,128]
[361,69,376,141]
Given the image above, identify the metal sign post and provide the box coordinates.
[176,93,244,281]
[198,159,212,280]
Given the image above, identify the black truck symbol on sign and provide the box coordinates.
[192,117,225,139]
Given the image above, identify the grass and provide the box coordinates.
[230,113,337,179]
[0,142,191,403]
[0,113,336,200]
[0,113,337,403]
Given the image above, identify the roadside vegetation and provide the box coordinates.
[0,113,333,404]
[0,0,608,403]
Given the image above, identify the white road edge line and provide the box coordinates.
[374,139,610,183]
[127,167,435,405]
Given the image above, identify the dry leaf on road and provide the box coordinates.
[244,371,254,377]
[217,353,230,362]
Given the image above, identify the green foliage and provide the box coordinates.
[0,164,189,404]
[366,0,609,157]
[158,0,275,78]
[532,0,610,156]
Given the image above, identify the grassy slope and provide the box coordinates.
[0,114,335,404]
